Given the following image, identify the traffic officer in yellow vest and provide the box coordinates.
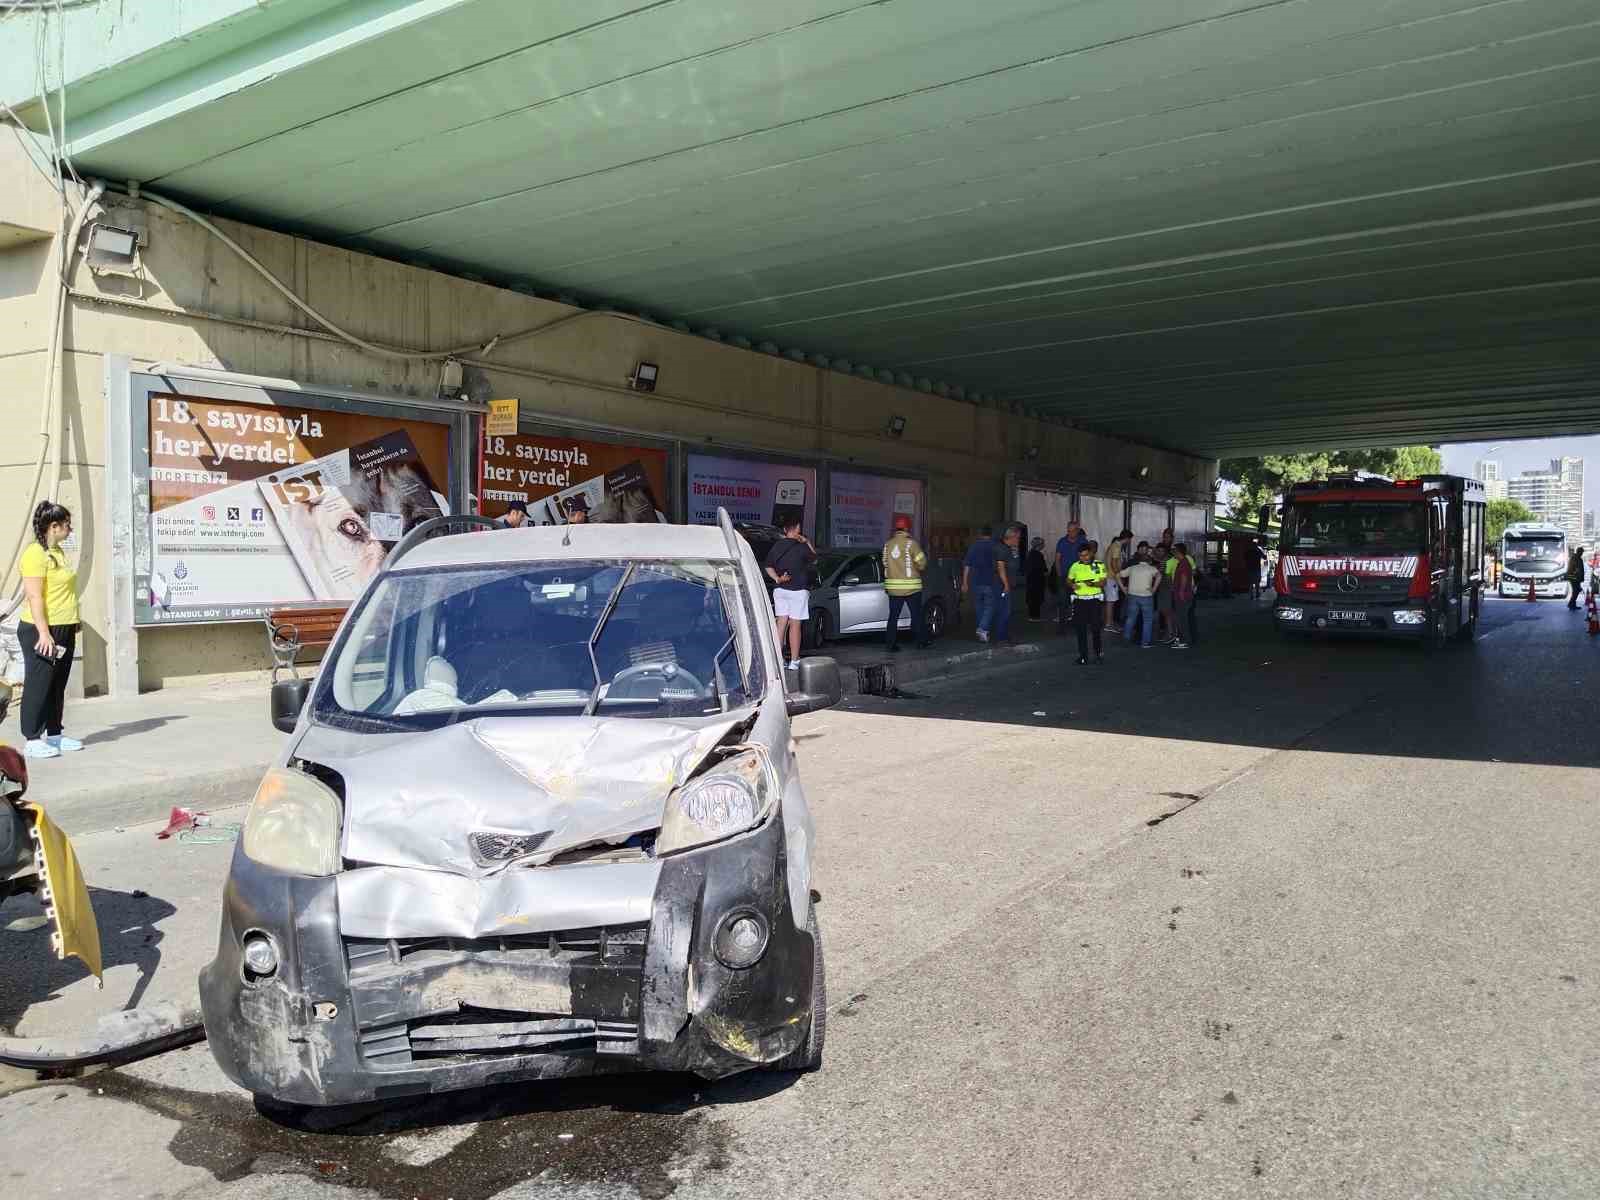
[1067,542,1108,665]
[882,514,930,651]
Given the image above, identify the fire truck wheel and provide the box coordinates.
[1423,611,1449,653]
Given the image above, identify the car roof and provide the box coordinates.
[396,522,736,570]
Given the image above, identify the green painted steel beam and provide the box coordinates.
[4,0,1599,456]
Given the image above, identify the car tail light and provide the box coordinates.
[1303,579,1319,590]
[1408,553,1432,599]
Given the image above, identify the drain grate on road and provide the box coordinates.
[855,663,896,695]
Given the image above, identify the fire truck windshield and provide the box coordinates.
[1281,501,1425,551]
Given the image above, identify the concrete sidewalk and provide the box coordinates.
[2,678,283,836]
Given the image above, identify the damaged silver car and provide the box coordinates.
[200,512,841,1107]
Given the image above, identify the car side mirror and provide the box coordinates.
[786,657,842,716]
[841,575,861,587]
[270,678,310,734]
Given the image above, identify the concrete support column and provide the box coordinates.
[102,354,140,698]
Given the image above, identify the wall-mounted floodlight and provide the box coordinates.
[886,414,907,438]
[1132,465,1151,481]
[629,361,659,392]
[438,358,464,397]
[85,221,142,275]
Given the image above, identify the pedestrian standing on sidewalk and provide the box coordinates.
[16,502,81,760]
[882,514,929,651]
[1170,542,1198,649]
[1103,530,1128,633]
[996,524,1021,643]
[764,517,816,672]
[1054,520,1088,635]
[496,500,530,528]
[1153,543,1176,644]
[1066,543,1107,665]
[1119,545,1161,648]
[1025,536,1048,621]
[1567,546,1586,610]
[1251,538,1268,600]
[962,526,1002,643]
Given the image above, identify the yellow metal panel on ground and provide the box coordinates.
[24,802,103,983]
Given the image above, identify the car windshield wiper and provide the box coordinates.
[583,564,635,717]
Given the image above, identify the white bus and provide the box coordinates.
[1499,522,1568,598]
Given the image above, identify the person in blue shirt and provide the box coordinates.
[1053,520,1090,631]
[962,526,1016,643]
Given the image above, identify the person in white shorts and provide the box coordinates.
[764,517,817,670]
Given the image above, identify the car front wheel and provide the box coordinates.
[768,909,825,1072]
[924,597,946,641]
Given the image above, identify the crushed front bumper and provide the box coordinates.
[199,814,815,1106]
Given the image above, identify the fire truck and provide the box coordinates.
[1273,473,1486,647]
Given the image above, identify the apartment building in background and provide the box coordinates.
[1473,459,1508,499]
[1506,457,1585,543]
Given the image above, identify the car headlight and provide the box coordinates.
[242,767,342,876]
[1391,609,1428,625]
[657,749,776,856]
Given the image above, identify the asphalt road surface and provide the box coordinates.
[3,595,1596,1199]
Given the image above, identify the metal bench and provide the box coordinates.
[266,605,349,681]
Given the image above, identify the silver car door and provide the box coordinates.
[836,554,885,632]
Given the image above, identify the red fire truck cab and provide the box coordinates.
[1273,474,1486,646]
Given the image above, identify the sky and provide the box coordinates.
[1440,436,1600,523]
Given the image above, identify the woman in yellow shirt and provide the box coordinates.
[18,502,81,759]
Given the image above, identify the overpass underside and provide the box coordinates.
[7,0,1600,456]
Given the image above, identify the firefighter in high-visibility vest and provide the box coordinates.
[1066,542,1108,665]
[882,514,930,651]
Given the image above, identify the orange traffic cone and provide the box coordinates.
[1526,577,1537,603]
[1587,592,1599,636]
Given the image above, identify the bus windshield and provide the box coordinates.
[1281,501,1425,552]
[1503,534,1565,567]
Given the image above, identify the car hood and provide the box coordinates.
[295,714,747,876]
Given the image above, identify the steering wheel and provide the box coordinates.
[607,661,706,699]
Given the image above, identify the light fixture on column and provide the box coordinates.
[1132,465,1151,481]
[886,414,907,438]
[438,357,464,397]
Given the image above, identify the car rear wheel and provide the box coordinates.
[807,610,829,650]
[768,909,825,1073]
[924,597,946,641]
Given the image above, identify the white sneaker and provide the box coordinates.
[786,661,799,672]
[976,630,989,643]
[47,734,83,752]
[23,739,60,759]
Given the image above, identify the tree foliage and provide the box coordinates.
[1221,446,1446,525]
[1485,498,1536,548]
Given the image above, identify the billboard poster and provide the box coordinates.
[686,454,817,537]
[829,470,924,547]
[477,432,670,525]
[141,394,451,623]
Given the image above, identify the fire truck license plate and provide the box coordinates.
[1328,609,1366,622]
